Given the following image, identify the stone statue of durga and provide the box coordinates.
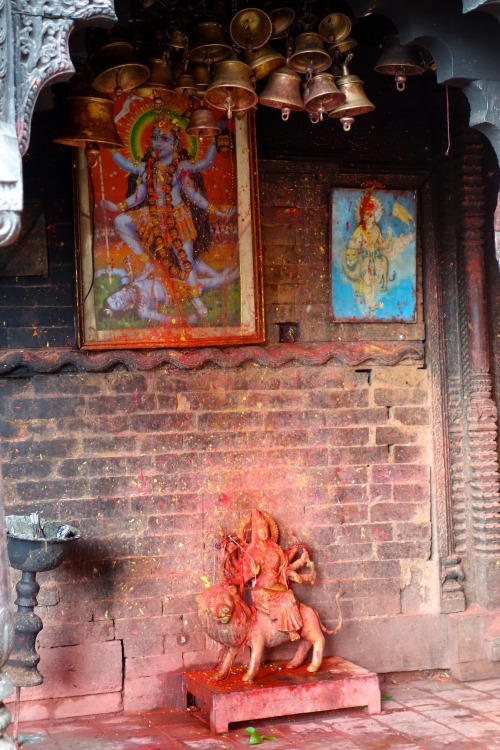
[196,509,343,683]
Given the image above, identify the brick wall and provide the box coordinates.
[0,75,443,720]
[1,360,432,719]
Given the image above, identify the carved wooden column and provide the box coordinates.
[458,126,500,609]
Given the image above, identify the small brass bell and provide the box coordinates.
[230,7,272,51]
[326,36,358,56]
[289,33,332,76]
[134,58,175,95]
[303,72,346,123]
[268,5,295,39]
[188,22,233,65]
[374,35,426,91]
[258,65,304,121]
[174,68,198,96]
[92,41,150,97]
[186,106,221,137]
[242,42,285,81]
[54,86,123,166]
[318,13,352,44]
[329,64,375,131]
[167,28,187,50]
[205,60,257,119]
[190,63,213,92]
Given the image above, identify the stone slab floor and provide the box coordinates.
[9,674,500,750]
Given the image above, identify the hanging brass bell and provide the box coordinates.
[268,6,295,39]
[329,65,375,131]
[186,106,221,137]
[134,58,175,95]
[318,13,352,44]
[230,7,272,51]
[242,42,285,81]
[54,86,123,166]
[288,33,332,76]
[92,41,150,97]
[374,35,426,91]
[205,60,257,118]
[190,63,213,92]
[174,68,198,96]
[326,36,357,57]
[167,28,187,50]
[188,22,233,65]
[258,65,304,121]
[303,72,346,123]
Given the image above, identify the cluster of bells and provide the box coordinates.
[55,6,428,164]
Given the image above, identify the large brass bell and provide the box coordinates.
[329,64,375,131]
[186,106,221,137]
[54,86,123,166]
[205,60,257,118]
[326,36,357,57]
[188,22,232,65]
[242,42,285,81]
[259,65,304,121]
[134,58,175,95]
[92,41,150,97]
[303,72,346,123]
[289,33,332,76]
[318,13,352,44]
[230,7,272,51]
[374,35,426,91]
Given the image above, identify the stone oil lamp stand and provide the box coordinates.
[4,514,81,746]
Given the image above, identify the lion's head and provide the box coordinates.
[196,584,252,647]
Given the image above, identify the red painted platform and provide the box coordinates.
[182,655,381,733]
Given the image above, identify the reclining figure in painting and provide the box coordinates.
[196,510,343,683]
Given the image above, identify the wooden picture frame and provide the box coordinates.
[330,184,417,323]
[75,88,264,349]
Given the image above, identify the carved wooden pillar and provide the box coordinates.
[458,129,500,609]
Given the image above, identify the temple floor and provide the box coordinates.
[10,673,500,750]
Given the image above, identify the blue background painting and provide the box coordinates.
[331,187,417,322]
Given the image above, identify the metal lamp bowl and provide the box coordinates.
[5,515,81,572]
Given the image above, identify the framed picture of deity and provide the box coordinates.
[330,184,417,322]
[75,88,264,349]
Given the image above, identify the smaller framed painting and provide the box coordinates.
[330,185,417,322]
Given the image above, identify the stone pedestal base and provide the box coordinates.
[182,655,381,734]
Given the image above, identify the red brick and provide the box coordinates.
[394,522,432,542]
[329,446,389,465]
[371,464,430,483]
[337,523,392,543]
[375,426,421,445]
[370,502,430,523]
[374,388,428,406]
[392,407,431,425]
[368,484,393,502]
[393,483,431,503]
[309,390,370,409]
[332,485,369,504]
[352,595,402,617]
[21,641,123,700]
[312,427,370,446]
[325,408,388,427]
[126,652,183,679]
[123,635,164,658]
[393,445,429,463]
[376,540,431,560]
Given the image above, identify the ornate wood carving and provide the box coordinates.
[0,342,424,376]
[0,0,115,249]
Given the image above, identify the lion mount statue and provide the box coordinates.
[196,510,343,683]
